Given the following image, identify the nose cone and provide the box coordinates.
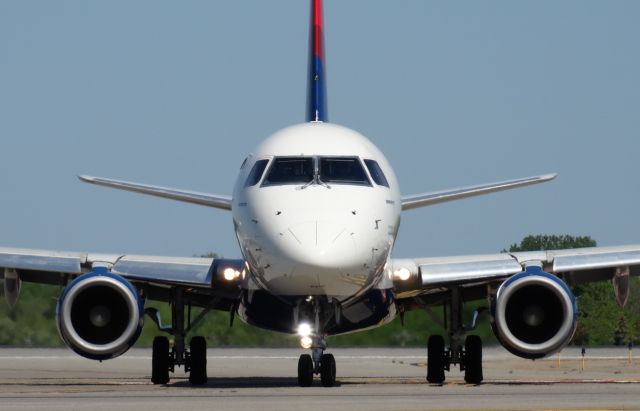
[286,221,358,269]
[248,216,386,297]
[260,219,375,297]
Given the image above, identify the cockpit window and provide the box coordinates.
[244,159,269,187]
[364,159,390,187]
[319,157,371,186]
[263,157,314,185]
[261,156,373,187]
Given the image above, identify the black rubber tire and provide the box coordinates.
[464,335,483,384]
[320,353,336,387]
[426,335,446,384]
[151,336,170,385]
[188,336,208,385]
[297,354,314,387]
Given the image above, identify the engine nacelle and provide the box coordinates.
[492,266,577,359]
[56,268,143,361]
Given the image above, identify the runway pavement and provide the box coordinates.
[0,346,638,410]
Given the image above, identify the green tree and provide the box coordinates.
[0,283,61,346]
[508,234,596,252]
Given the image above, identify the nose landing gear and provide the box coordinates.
[297,337,336,387]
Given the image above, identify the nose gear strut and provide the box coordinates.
[296,297,337,387]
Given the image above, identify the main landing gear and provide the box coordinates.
[147,287,211,385]
[297,337,336,387]
[426,287,484,385]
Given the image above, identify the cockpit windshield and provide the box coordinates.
[319,157,370,186]
[261,156,372,187]
[363,159,390,187]
[244,159,270,187]
[262,157,314,185]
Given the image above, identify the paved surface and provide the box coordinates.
[0,347,639,410]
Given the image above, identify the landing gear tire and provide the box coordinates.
[464,335,483,384]
[297,354,314,387]
[188,336,208,385]
[320,353,336,387]
[427,335,446,384]
[151,336,170,385]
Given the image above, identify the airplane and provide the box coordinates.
[1,0,639,387]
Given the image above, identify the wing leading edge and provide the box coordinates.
[401,173,557,211]
[79,175,232,210]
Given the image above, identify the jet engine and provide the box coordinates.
[492,266,577,359]
[56,268,144,360]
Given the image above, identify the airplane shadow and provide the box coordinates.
[170,377,640,389]
[170,377,343,389]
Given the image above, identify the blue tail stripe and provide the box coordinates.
[306,56,327,122]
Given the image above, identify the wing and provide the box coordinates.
[401,174,557,211]
[392,245,640,305]
[79,175,233,210]
[0,246,244,310]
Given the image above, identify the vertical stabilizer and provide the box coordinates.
[306,0,328,122]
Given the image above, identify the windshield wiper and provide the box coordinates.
[298,179,315,190]
[298,158,330,189]
[317,177,331,189]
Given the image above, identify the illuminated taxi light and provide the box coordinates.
[394,267,411,281]
[300,336,313,349]
[223,267,240,281]
[297,323,312,337]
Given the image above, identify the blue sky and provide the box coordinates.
[1,1,639,259]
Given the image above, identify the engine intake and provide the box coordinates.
[56,268,143,360]
[492,266,577,359]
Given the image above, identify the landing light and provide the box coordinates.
[300,336,313,349]
[223,267,241,281]
[297,322,312,337]
[393,267,411,281]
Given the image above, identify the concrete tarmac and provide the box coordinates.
[0,347,639,411]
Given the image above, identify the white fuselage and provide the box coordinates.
[232,122,402,301]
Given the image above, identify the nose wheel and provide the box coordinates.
[319,353,336,387]
[297,340,337,387]
[297,354,314,386]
